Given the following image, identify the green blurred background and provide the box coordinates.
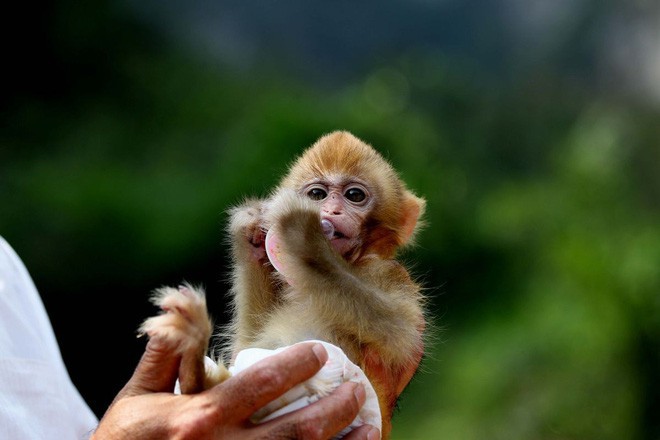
[1,1,659,438]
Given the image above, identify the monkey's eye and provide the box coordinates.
[344,187,367,203]
[307,187,328,201]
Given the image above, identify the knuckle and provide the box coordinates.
[170,398,221,439]
[170,415,200,439]
[249,363,282,388]
[346,394,361,417]
[294,419,326,440]
[326,384,361,424]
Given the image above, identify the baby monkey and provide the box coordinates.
[141,131,426,438]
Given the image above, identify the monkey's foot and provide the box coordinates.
[139,284,212,355]
[139,285,230,392]
[266,189,318,229]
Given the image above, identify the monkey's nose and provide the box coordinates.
[323,203,343,216]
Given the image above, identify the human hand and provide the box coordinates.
[92,339,379,439]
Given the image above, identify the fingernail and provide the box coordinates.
[312,343,328,364]
[353,382,366,405]
[367,426,380,440]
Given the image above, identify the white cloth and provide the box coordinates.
[229,340,382,439]
[0,236,98,439]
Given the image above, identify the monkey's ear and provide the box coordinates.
[399,190,426,246]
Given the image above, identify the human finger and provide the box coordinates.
[253,381,366,440]
[118,337,181,398]
[210,342,328,421]
[342,424,380,440]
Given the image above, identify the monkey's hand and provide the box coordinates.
[264,190,335,274]
[267,189,323,234]
[139,285,229,393]
[228,198,270,264]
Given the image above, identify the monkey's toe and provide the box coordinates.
[139,284,212,355]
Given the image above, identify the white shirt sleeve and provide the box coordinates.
[0,236,98,439]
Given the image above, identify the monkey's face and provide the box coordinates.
[301,176,373,258]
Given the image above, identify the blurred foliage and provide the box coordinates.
[1,1,659,439]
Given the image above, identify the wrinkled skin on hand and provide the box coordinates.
[92,340,379,440]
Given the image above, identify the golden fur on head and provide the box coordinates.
[279,131,425,258]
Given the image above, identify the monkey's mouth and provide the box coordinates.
[321,217,350,241]
[332,230,346,240]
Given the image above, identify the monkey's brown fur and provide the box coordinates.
[142,132,426,439]
[228,131,426,438]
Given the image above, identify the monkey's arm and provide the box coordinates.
[228,199,280,352]
[268,192,423,367]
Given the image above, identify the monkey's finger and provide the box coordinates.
[119,337,181,398]
[209,342,328,421]
[252,381,368,440]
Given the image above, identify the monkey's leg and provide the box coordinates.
[139,285,229,393]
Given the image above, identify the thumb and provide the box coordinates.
[117,337,181,398]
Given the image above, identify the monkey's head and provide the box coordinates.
[279,131,425,260]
